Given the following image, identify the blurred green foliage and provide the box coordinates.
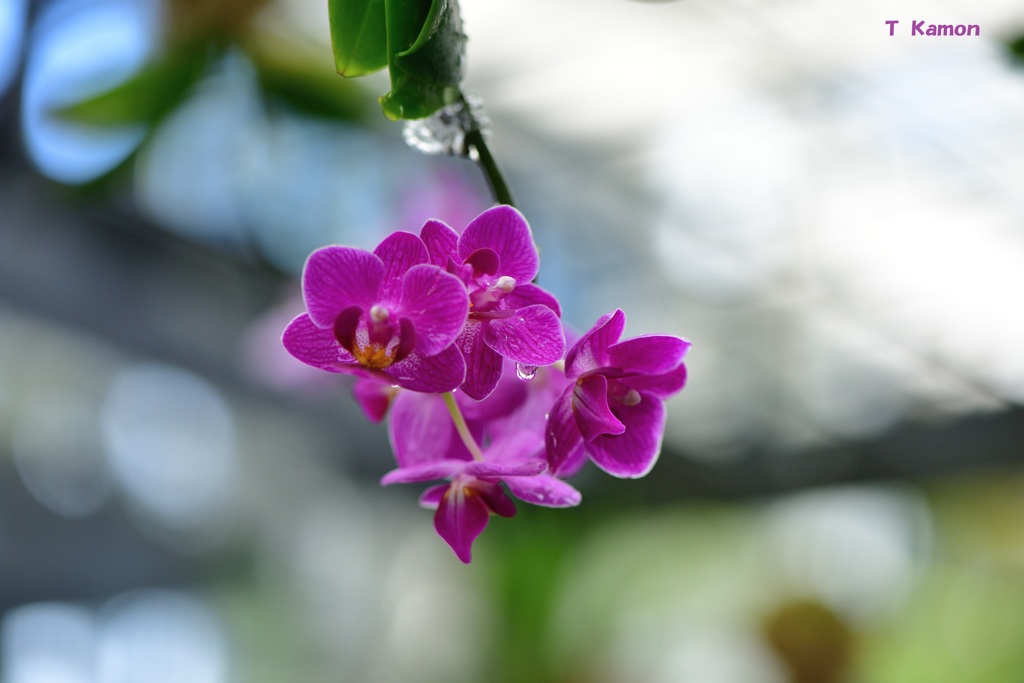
[52,0,377,191]
[1007,33,1024,63]
[455,471,1024,683]
[55,47,208,128]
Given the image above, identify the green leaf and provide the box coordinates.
[246,36,375,122]
[327,0,465,120]
[54,47,207,127]
[380,0,464,120]
[328,0,388,76]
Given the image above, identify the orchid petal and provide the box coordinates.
[458,363,528,422]
[483,305,565,366]
[488,374,571,442]
[587,395,666,479]
[398,265,469,356]
[572,374,626,441]
[473,480,517,518]
[419,484,448,509]
[352,379,397,423]
[545,385,585,476]
[388,344,466,393]
[480,430,545,465]
[303,247,383,328]
[564,309,625,379]
[388,391,468,467]
[607,335,691,376]
[435,483,491,563]
[504,283,562,317]
[622,363,689,399]
[505,475,582,508]
[381,460,468,485]
[420,219,459,267]
[373,231,429,301]
[456,322,503,400]
[282,314,354,371]
[465,459,546,478]
[554,445,587,478]
[446,256,474,286]
[458,206,539,283]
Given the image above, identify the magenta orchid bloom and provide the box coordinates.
[419,206,566,400]
[281,205,692,563]
[381,434,542,564]
[382,377,581,563]
[282,232,470,393]
[546,309,690,479]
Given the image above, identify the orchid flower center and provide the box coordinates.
[470,275,516,312]
[333,304,416,370]
[606,377,642,406]
[369,304,389,324]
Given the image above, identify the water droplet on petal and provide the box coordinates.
[516,364,538,381]
[402,95,490,158]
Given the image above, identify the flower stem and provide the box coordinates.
[457,92,515,208]
[442,392,484,461]
[466,129,515,208]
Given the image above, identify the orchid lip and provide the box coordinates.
[464,247,500,277]
[469,276,517,312]
[619,389,642,406]
[333,305,415,370]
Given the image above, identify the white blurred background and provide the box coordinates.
[2,0,1024,681]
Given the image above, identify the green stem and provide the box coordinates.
[466,128,515,207]
[442,392,484,461]
[456,91,515,207]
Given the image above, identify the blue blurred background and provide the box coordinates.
[2,0,1024,681]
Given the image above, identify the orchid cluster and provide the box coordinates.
[283,205,689,562]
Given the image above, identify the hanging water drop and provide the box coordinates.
[516,364,538,381]
[402,95,490,158]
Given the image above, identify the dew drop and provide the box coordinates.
[402,95,490,158]
[516,364,538,381]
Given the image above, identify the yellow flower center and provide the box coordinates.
[353,343,397,370]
